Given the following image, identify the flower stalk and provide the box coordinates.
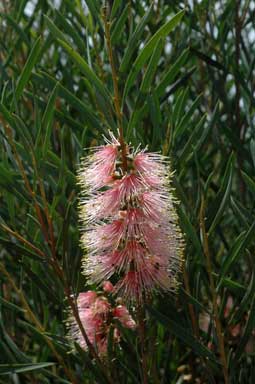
[102,5,127,171]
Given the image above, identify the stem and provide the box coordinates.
[200,197,229,384]
[102,5,128,172]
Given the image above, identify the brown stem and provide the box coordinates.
[200,198,229,384]
[102,5,128,172]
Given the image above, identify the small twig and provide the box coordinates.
[200,197,229,384]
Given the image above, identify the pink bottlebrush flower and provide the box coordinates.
[78,135,183,302]
[67,291,135,354]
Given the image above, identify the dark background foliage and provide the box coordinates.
[0,0,254,383]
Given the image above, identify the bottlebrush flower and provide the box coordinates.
[67,290,135,355]
[78,135,183,303]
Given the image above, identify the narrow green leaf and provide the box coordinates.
[55,10,85,53]
[41,83,59,157]
[161,66,196,103]
[174,94,202,139]
[12,37,41,107]
[85,0,102,29]
[57,38,110,102]
[111,4,129,44]
[172,87,189,124]
[241,171,255,194]
[110,0,122,19]
[12,113,34,148]
[122,9,185,102]
[179,114,207,164]
[33,71,102,131]
[0,13,30,46]
[120,4,153,72]
[0,363,55,375]
[148,306,218,363]
[0,102,16,128]
[44,14,68,43]
[156,48,190,97]
[220,220,255,280]
[235,294,255,360]
[140,39,164,93]
[208,154,234,235]
[178,206,203,258]
[0,297,25,313]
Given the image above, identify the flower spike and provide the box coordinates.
[78,135,184,303]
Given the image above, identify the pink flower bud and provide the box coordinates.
[113,305,136,329]
[102,280,114,293]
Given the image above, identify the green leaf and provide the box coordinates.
[57,38,111,102]
[178,114,207,164]
[178,206,203,258]
[234,294,255,360]
[156,48,190,97]
[85,0,102,29]
[33,71,102,131]
[219,220,255,281]
[110,0,123,20]
[122,9,185,102]
[55,10,86,54]
[0,363,55,375]
[241,170,255,194]
[174,94,202,139]
[41,83,59,157]
[147,306,218,363]
[0,102,16,128]
[140,38,164,93]
[0,13,30,47]
[44,14,68,43]
[111,4,129,44]
[0,297,25,313]
[120,4,153,72]
[208,153,235,235]
[12,37,41,107]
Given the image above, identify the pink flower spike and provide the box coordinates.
[78,135,184,302]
